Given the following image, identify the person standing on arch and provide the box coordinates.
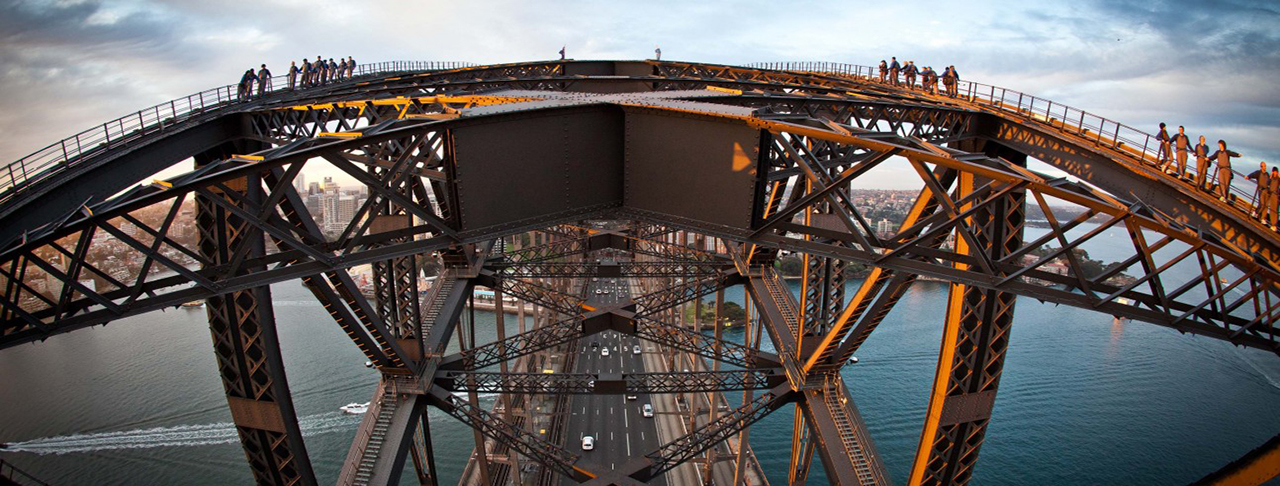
[559,46,566,60]
[300,58,311,88]
[287,61,299,90]
[941,66,955,96]
[1209,139,1242,202]
[1249,161,1270,222]
[346,56,356,77]
[316,56,327,84]
[1194,135,1211,191]
[655,46,661,61]
[904,61,918,89]
[888,57,901,86]
[1171,125,1191,178]
[1155,122,1172,170]
[878,60,888,83]
[946,65,961,97]
[238,68,257,101]
[257,64,272,96]
[1270,166,1280,230]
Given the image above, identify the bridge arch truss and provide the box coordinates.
[1,59,1277,486]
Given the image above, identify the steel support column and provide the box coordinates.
[195,149,316,486]
[908,148,1025,486]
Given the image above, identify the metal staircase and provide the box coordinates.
[351,383,400,486]
[821,375,887,485]
[824,379,872,481]
[760,268,799,337]
[419,273,456,347]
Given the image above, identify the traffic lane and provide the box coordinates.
[570,332,629,473]
[625,334,666,485]
[567,297,664,482]
[594,336,627,471]
[590,333,665,476]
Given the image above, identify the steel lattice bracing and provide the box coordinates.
[909,148,1026,484]
[194,149,317,486]
[1,59,1278,486]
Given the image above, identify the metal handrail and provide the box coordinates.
[10,59,1268,226]
[337,377,392,486]
[0,60,474,207]
[0,457,49,486]
[746,61,1267,218]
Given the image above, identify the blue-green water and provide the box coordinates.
[1,274,1278,484]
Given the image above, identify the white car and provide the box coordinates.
[642,404,654,418]
[632,345,641,355]
[601,347,610,357]
[582,436,594,451]
[626,394,637,401]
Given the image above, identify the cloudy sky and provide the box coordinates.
[2,0,1278,181]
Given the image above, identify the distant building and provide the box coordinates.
[335,195,358,231]
[322,192,340,231]
[876,218,896,235]
[305,193,323,221]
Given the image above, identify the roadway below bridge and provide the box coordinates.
[562,276,668,485]
[557,275,767,485]
[635,311,769,486]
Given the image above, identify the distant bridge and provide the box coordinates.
[0,59,1276,486]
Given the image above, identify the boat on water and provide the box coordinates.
[180,301,204,308]
[340,402,370,414]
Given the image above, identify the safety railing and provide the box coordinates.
[0,60,474,208]
[337,377,391,486]
[747,61,1266,219]
[0,457,49,486]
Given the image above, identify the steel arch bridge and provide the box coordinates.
[1,59,1278,486]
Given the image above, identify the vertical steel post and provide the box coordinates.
[495,285,526,485]
[194,153,316,486]
[908,146,1025,486]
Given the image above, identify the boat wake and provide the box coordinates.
[1234,347,1280,391]
[3,411,361,455]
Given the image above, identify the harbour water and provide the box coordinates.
[1,249,1279,484]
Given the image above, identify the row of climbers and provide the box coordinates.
[237,56,357,101]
